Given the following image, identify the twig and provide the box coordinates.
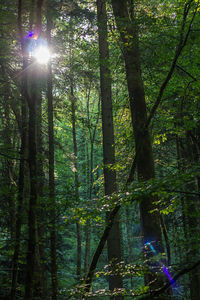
[140,259,200,299]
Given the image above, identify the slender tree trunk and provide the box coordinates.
[69,17,82,279]
[10,75,27,300]
[97,1,123,298]
[1,64,16,238]
[125,207,134,288]
[84,85,100,275]
[70,83,82,277]
[84,128,91,275]
[84,93,92,275]
[47,13,58,300]
[10,3,27,298]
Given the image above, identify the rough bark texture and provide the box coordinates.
[97,0,123,298]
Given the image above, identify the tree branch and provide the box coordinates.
[146,0,197,128]
[140,259,200,299]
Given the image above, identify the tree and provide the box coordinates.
[47,4,58,298]
[23,1,44,298]
[0,0,200,298]
[97,0,123,298]
[10,1,28,298]
[111,0,166,292]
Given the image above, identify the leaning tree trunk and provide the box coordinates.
[97,1,123,298]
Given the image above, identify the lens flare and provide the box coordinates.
[33,46,50,64]
[145,241,176,284]
[26,31,38,40]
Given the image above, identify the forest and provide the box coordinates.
[0,0,200,299]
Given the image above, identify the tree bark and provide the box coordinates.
[176,133,200,300]
[24,65,38,300]
[10,69,27,300]
[97,0,123,298]
[70,83,82,278]
[10,2,28,299]
[24,1,44,299]
[47,11,58,300]
[68,16,82,279]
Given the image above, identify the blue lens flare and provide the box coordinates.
[145,241,157,254]
[145,241,176,285]
[26,31,38,40]
[162,266,175,283]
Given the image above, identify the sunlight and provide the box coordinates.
[33,46,51,64]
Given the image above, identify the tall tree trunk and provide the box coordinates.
[70,83,82,278]
[10,2,27,298]
[111,0,166,292]
[47,12,58,300]
[69,17,82,279]
[84,85,100,275]
[33,68,44,300]
[24,1,44,299]
[84,127,91,275]
[176,133,200,300]
[1,64,16,239]
[97,1,123,298]
[10,71,27,300]
[24,65,38,300]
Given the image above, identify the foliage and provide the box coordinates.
[0,0,200,299]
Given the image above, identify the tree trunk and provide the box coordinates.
[24,65,38,300]
[176,133,200,300]
[68,17,82,279]
[111,0,167,293]
[24,1,44,299]
[10,2,28,298]
[47,13,58,300]
[33,60,45,300]
[84,125,91,275]
[97,1,123,298]
[10,71,27,300]
[70,83,82,278]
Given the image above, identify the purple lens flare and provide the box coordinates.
[145,241,176,285]
[162,266,175,283]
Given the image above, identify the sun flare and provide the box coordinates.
[33,46,51,64]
